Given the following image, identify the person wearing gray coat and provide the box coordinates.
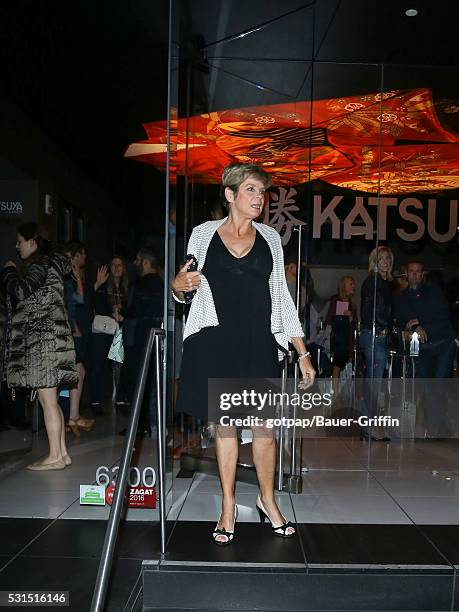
[1,222,77,470]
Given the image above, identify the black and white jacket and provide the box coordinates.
[173,218,304,360]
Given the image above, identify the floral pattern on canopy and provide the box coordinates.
[124,88,459,193]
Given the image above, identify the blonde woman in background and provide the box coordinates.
[360,246,394,379]
[359,246,394,442]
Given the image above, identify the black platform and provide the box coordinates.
[1,518,459,610]
[0,518,160,611]
[142,521,459,611]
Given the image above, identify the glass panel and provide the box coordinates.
[0,1,171,534]
[163,0,459,537]
[164,0,180,519]
[166,1,317,515]
[366,63,459,511]
[305,62,384,493]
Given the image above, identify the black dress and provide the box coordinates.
[176,230,280,421]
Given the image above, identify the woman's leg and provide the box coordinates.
[89,334,112,407]
[70,362,85,421]
[373,338,388,380]
[59,406,67,457]
[332,364,341,395]
[252,426,294,532]
[36,387,66,463]
[359,330,374,377]
[214,425,238,537]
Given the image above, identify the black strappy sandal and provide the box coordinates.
[256,495,296,538]
[212,505,238,546]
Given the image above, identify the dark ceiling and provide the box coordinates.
[0,0,170,232]
[0,0,458,233]
[181,0,459,113]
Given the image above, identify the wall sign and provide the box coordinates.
[313,195,458,242]
[264,186,305,245]
[0,180,37,219]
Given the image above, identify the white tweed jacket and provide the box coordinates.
[173,218,304,360]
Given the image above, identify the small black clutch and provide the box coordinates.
[183,254,198,304]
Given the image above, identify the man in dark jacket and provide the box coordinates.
[394,260,456,437]
[394,261,455,378]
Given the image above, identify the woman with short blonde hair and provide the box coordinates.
[172,163,315,545]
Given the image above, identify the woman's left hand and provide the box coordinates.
[4,261,16,268]
[113,311,124,323]
[298,357,315,390]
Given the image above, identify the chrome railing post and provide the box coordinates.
[276,357,288,491]
[90,328,159,612]
[155,332,167,555]
[290,224,303,483]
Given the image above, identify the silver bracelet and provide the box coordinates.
[298,351,311,362]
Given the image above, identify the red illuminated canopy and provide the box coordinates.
[125,89,459,194]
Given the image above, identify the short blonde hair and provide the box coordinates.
[368,246,394,281]
[221,163,272,207]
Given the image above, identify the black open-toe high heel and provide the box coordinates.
[256,495,296,538]
[212,505,238,546]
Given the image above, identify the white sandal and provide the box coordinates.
[256,495,296,537]
[212,505,238,546]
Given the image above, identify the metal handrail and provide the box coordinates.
[275,357,288,491]
[90,327,166,612]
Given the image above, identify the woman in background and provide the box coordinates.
[360,247,394,379]
[89,255,129,412]
[326,275,357,389]
[1,223,77,469]
[359,246,394,442]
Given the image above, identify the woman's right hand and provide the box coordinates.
[171,260,201,297]
[298,357,316,390]
[94,265,109,291]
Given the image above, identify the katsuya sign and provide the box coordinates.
[0,180,37,219]
[312,195,458,242]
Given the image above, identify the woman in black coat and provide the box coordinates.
[1,223,77,470]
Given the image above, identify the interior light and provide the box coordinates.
[405,8,418,16]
